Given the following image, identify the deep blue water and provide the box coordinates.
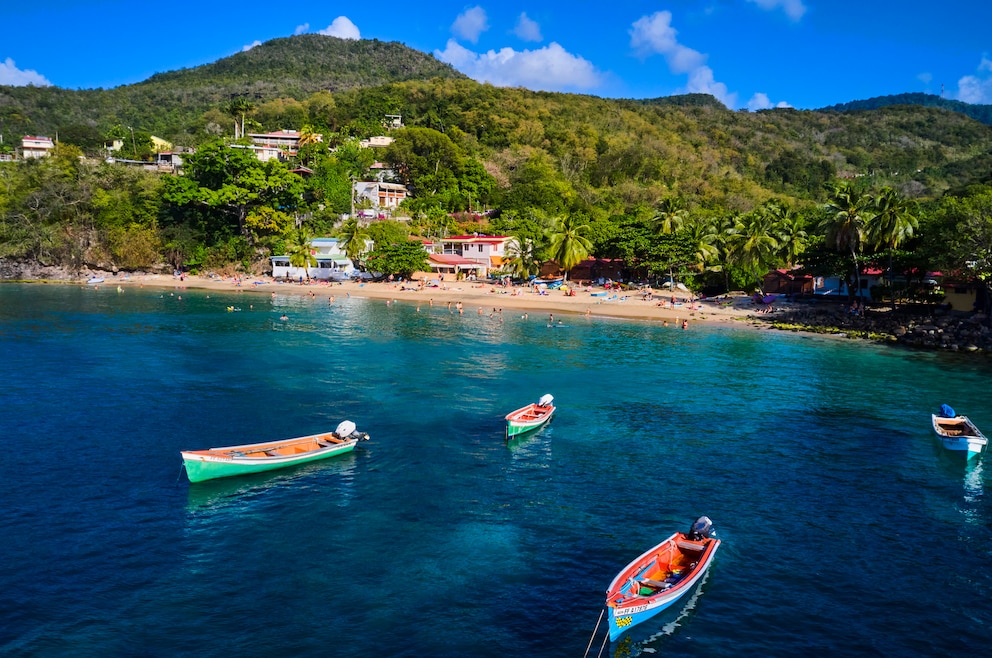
[0,283,990,657]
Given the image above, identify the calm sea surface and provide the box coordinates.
[0,283,990,657]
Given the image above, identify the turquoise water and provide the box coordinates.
[0,283,989,657]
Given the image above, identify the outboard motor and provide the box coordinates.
[538,394,554,408]
[940,404,956,419]
[335,420,357,438]
[688,516,714,541]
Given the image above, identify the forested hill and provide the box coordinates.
[0,35,465,142]
[820,93,992,126]
[141,35,466,94]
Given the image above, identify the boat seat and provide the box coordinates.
[638,578,671,590]
[676,539,705,551]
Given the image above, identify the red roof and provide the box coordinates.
[430,254,479,265]
[445,235,510,243]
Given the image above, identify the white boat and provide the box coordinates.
[932,405,988,460]
[86,277,105,285]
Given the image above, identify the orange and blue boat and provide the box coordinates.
[605,517,720,641]
[181,420,369,483]
[505,394,555,439]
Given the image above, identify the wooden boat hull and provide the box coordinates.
[932,414,988,460]
[606,532,720,641]
[181,430,367,483]
[505,403,555,439]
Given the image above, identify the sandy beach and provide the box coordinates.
[90,272,766,328]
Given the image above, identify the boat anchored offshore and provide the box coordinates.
[932,404,988,460]
[602,516,720,642]
[505,394,555,440]
[181,420,369,483]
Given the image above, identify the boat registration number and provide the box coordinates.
[617,603,650,615]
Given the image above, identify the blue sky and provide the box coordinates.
[2,1,991,110]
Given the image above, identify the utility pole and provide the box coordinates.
[129,126,137,159]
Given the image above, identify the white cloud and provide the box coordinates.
[630,12,736,108]
[318,16,360,40]
[745,0,807,22]
[956,56,992,104]
[513,13,542,42]
[0,58,51,86]
[451,6,489,44]
[294,23,309,35]
[436,39,601,92]
[917,72,933,84]
[746,92,792,110]
[241,40,262,52]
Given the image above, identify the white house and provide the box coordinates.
[270,237,359,281]
[424,234,515,277]
[353,181,408,211]
[21,136,54,159]
[247,129,322,161]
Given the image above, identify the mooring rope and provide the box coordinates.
[583,608,605,658]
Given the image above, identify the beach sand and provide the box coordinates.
[96,273,766,328]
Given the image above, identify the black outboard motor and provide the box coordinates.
[687,516,714,541]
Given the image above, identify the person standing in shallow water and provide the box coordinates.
[682,319,688,330]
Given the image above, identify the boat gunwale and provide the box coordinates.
[606,534,721,612]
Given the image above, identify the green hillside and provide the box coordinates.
[820,92,992,126]
[0,35,465,144]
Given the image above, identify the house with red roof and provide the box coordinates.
[424,234,516,277]
[20,136,54,159]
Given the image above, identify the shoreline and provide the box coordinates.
[61,273,771,328]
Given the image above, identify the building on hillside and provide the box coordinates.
[353,181,408,213]
[763,268,814,296]
[385,115,404,129]
[154,152,184,173]
[150,136,173,153]
[424,235,515,277]
[359,135,394,149]
[247,129,322,161]
[20,136,55,159]
[270,237,361,281]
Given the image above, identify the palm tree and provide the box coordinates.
[548,215,593,281]
[727,211,780,291]
[297,124,322,166]
[225,98,255,140]
[821,181,871,304]
[764,201,807,268]
[867,187,918,308]
[652,197,688,235]
[337,217,370,266]
[286,227,317,282]
[505,237,540,280]
[683,217,721,273]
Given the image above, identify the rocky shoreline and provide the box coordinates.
[757,302,992,353]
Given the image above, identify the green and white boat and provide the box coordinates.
[181,421,369,483]
[505,394,555,439]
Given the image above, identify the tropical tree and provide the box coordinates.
[867,187,918,308]
[820,181,872,303]
[225,98,255,139]
[726,211,780,291]
[286,227,317,282]
[505,237,541,279]
[337,216,370,264]
[764,201,808,267]
[651,197,689,235]
[363,241,430,278]
[548,215,593,281]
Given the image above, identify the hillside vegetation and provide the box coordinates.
[2,35,992,305]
